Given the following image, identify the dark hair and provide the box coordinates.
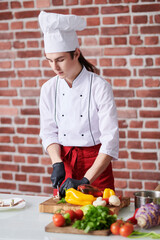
[69,50,98,74]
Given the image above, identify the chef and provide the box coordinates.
[38,11,119,197]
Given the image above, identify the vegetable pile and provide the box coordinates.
[73,205,117,233]
[110,219,134,237]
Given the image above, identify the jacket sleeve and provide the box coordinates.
[39,79,59,152]
[95,79,119,160]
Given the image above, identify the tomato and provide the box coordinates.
[65,210,76,221]
[110,222,121,235]
[119,222,134,237]
[52,213,65,227]
[75,209,84,220]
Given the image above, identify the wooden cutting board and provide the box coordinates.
[39,197,130,215]
[45,221,111,235]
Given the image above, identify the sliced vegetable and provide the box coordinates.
[73,205,117,233]
[65,188,96,206]
[77,184,103,197]
[135,202,160,229]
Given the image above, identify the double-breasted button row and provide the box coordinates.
[63,133,84,136]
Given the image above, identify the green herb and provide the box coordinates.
[57,198,66,204]
[128,231,160,239]
[73,205,117,233]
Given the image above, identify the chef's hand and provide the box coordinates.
[51,162,65,188]
[60,177,89,197]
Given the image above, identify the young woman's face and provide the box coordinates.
[45,50,80,81]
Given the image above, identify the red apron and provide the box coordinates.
[61,144,115,191]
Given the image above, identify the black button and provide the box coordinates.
[80,115,83,117]
[81,134,84,136]
[62,114,64,117]
[64,134,66,136]
[80,94,82,97]
[63,93,65,96]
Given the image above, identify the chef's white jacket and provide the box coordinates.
[39,67,119,160]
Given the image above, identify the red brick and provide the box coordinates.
[119,131,126,138]
[27,156,39,164]
[118,120,128,128]
[11,1,21,8]
[14,155,25,163]
[145,36,158,45]
[104,47,132,56]
[21,165,44,173]
[78,28,99,36]
[27,41,39,48]
[114,37,127,45]
[140,110,160,118]
[36,0,50,8]
[29,175,40,183]
[19,184,41,193]
[26,99,37,105]
[144,100,157,108]
[117,16,131,24]
[28,60,40,68]
[0,145,16,152]
[113,171,130,179]
[15,174,27,181]
[72,7,98,15]
[44,186,52,194]
[101,26,129,35]
[13,41,25,49]
[16,32,41,39]
[14,61,26,68]
[101,6,129,14]
[103,17,115,25]
[143,142,156,149]
[129,79,143,87]
[0,99,10,105]
[11,80,22,87]
[26,21,38,29]
[21,108,39,115]
[141,26,160,34]
[0,33,13,40]
[20,89,40,97]
[17,127,39,135]
[0,71,15,78]
[23,1,34,8]
[155,14,160,23]
[99,58,112,67]
[141,131,160,139]
[131,152,157,160]
[66,0,78,5]
[52,0,63,5]
[27,137,38,144]
[14,117,25,125]
[127,141,142,149]
[11,21,23,30]
[99,38,112,45]
[127,161,141,169]
[132,172,160,180]
[135,47,160,55]
[129,36,143,45]
[129,181,142,189]
[42,176,50,184]
[0,154,12,162]
[103,69,130,77]
[0,182,16,190]
[1,118,12,124]
[114,58,127,66]
[18,70,41,77]
[18,146,43,154]
[0,136,10,143]
[145,78,160,87]
[2,173,13,180]
[145,120,158,128]
[142,162,156,170]
[0,89,17,96]
[114,180,127,189]
[133,15,147,24]
[0,22,8,30]
[0,80,8,87]
[12,99,23,106]
[81,48,102,57]
[15,11,39,19]
[80,0,92,4]
[112,161,125,169]
[114,79,126,87]
[84,38,97,46]
[24,80,37,87]
[145,58,153,66]
[0,108,18,116]
[128,130,139,138]
[0,12,13,20]
[132,4,160,12]
[17,50,41,58]
[41,157,51,165]
[136,89,160,97]
[144,182,159,191]
[0,1,8,9]
[128,99,141,108]
[13,136,24,144]
[114,89,134,97]
[0,163,19,171]
[155,58,160,66]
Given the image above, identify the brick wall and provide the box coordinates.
[0,0,160,198]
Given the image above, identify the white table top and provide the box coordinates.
[0,193,159,240]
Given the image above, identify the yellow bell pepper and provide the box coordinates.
[103,188,115,198]
[65,188,96,206]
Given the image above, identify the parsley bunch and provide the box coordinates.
[73,205,117,233]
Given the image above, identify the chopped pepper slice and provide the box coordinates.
[65,188,96,206]
[103,188,115,198]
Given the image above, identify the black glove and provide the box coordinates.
[51,162,65,188]
[60,177,89,197]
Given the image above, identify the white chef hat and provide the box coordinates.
[38,11,86,53]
